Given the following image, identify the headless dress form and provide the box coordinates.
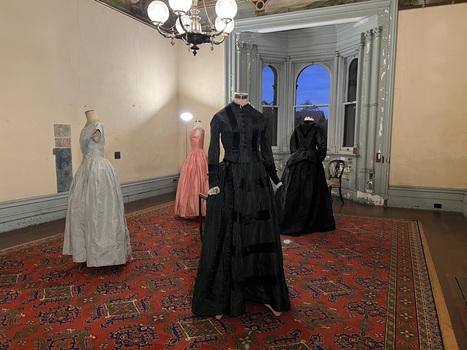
[63,111,131,267]
[175,124,209,217]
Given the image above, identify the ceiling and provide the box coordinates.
[95,0,459,30]
[95,0,375,28]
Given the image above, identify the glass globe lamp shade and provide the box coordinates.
[175,15,191,34]
[169,0,192,14]
[180,112,193,122]
[147,1,170,24]
[215,0,238,20]
[215,18,235,33]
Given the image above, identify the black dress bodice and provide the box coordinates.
[207,102,280,188]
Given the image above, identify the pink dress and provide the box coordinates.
[175,127,209,217]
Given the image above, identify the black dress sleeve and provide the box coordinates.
[261,115,280,185]
[316,125,327,162]
[207,114,221,188]
[289,127,299,154]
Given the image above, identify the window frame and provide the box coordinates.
[341,56,359,152]
[261,65,279,147]
[293,64,331,133]
[260,59,286,153]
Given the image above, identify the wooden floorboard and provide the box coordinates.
[457,277,467,304]
[1,192,466,348]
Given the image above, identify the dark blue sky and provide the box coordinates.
[296,65,330,105]
[262,64,330,105]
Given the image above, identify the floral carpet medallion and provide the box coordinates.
[0,203,445,349]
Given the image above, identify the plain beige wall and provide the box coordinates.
[176,44,226,160]
[0,0,205,203]
[390,3,467,188]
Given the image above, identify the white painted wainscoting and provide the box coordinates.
[0,175,178,233]
[387,186,466,214]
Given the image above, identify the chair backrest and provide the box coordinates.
[326,160,346,184]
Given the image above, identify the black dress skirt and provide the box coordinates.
[192,102,290,317]
[276,121,336,235]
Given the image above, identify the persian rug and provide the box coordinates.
[0,202,450,349]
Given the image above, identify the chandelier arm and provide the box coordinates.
[210,34,227,45]
[207,18,232,37]
[155,24,177,39]
[178,35,190,45]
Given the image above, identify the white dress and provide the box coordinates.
[63,122,131,267]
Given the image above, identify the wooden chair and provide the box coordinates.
[326,159,345,204]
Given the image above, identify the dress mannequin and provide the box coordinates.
[63,110,131,267]
[174,118,209,217]
[275,117,335,235]
[192,91,290,318]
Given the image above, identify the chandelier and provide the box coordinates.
[147,0,238,56]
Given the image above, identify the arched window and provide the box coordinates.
[343,58,358,148]
[261,65,278,146]
[294,64,330,133]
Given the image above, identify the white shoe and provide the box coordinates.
[265,304,282,316]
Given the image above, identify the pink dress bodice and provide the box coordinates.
[190,128,205,151]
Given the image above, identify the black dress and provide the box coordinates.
[276,121,336,235]
[192,102,291,317]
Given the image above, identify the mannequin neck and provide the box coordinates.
[232,92,249,106]
[193,120,202,129]
[85,110,100,127]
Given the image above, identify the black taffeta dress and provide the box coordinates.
[276,121,336,235]
[192,102,291,317]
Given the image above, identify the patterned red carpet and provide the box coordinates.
[0,203,444,349]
